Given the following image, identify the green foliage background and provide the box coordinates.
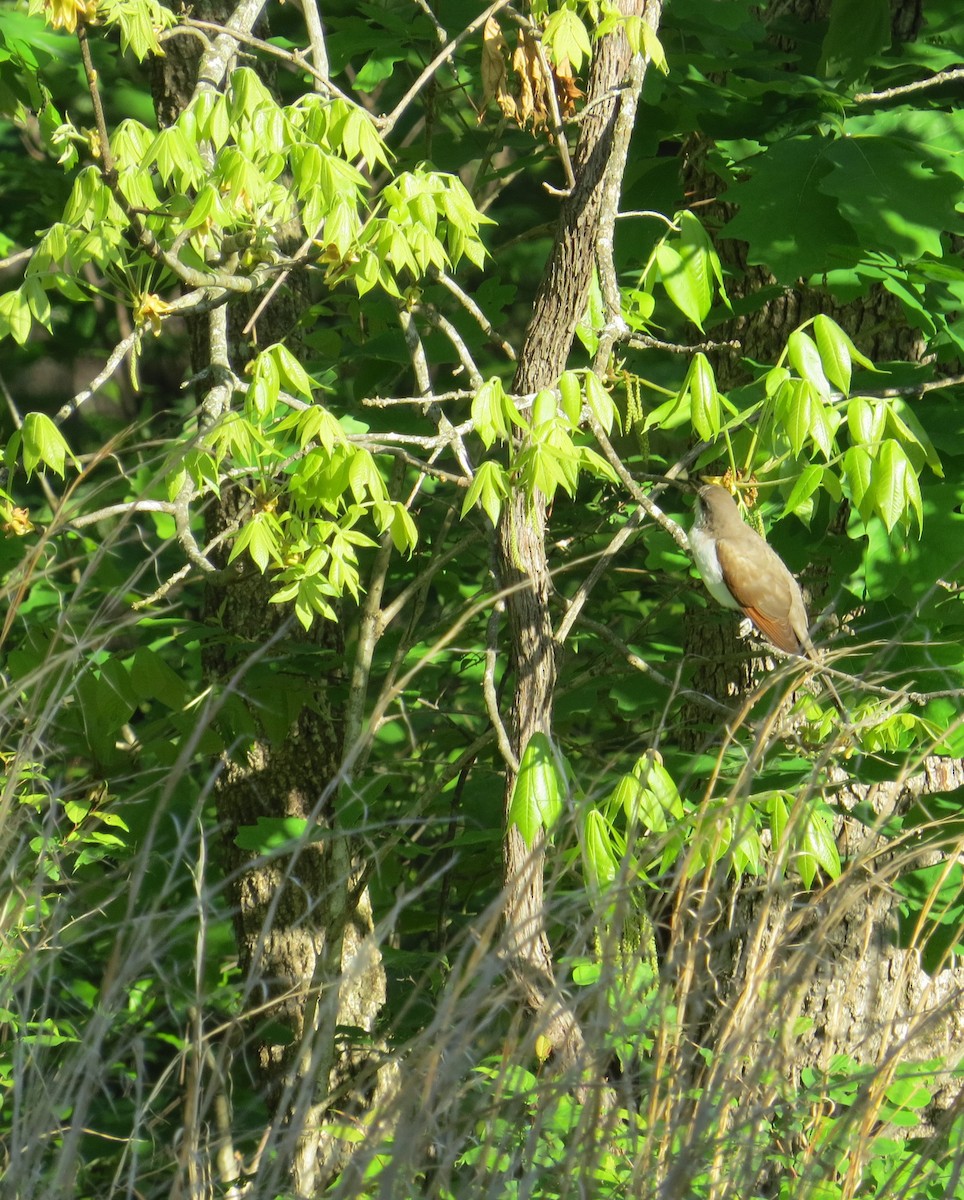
[1,0,963,1197]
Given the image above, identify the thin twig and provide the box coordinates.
[299,0,330,90]
[854,67,964,103]
[529,31,576,192]
[65,500,175,529]
[626,332,741,354]
[0,246,34,273]
[352,442,470,486]
[398,308,476,478]
[411,0,448,46]
[55,328,143,424]
[362,388,475,408]
[54,283,241,425]
[617,209,680,228]
[344,459,406,752]
[381,0,513,132]
[432,270,517,360]
[575,614,731,714]
[553,505,646,648]
[485,590,518,772]
[169,18,353,103]
[416,304,484,389]
[377,529,480,633]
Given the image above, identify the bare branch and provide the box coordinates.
[298,0,330,90]
[65,500,176,529]
[617,209,680,228]
[553,504,647,648]
[381,0,513,133]
[529,32,576,192]
[193,0,270,96]
[575,614,731,714]
[345,459,406,752]
[398,308,476,478]
[415,303,484,389]
[352,442,470,486]
[854,67,964,104]
[377,528,479,632]
[362,388,475,408]
[0,246,34,273]
[170,18,353,103]
[485,596,519,772]
[432,270,518,360]
[411,0,448,47]
[55,290,234,426]
[626,332,741,354]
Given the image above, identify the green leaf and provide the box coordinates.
[130,647,187,709]
[21,412,73,478]
[386,501,418,554]
[270,342,316,401]
[634,751,684,818]
[875,439,922,533]
[558,371,583,427]
[543,7,592,73]
[461,460,509,527]
[64,799,91,825]
[788,329,832,396]
[795,802,841,887]
[656,241,710,330]
[820,136,961,261]
[638,18,668,74]
[531,389,557,428]
[581,809,619,891]
[471,378,510,449]
[679,210,726,295]
[235,816,311,853]
[782,465,824,516]
[847,396,886,447]
[843,444,874,521]
[508,732,565,849]
[0,287,32,345]
[819,0,890,81]
[354,52,405,92]
[765,366,789,397]
[688,353,720,440]
[812,315,852,395]
[583,371,618,435]
[885,397,943,478]
[347,448,389,504]
[884,1077,932,1111]
[776,379,812,456]
[767,792,790,849]
[723,139,862,282]
[229,514,282,573]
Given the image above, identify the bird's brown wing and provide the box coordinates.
[715,535,805,655]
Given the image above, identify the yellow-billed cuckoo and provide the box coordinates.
[689,484,812,656]
[689,483,848,721]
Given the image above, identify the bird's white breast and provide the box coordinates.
[689,526,741,611]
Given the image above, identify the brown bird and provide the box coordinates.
[689,484,811,656]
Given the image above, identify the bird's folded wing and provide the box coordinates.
[715,536,804,655]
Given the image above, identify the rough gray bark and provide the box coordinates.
[665,3,964,1188]
[151,10,391,1196]
[497,0,663,1059]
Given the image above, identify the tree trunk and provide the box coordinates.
[151,10,391,1195]
[664,2,964,1191]
[496,0,663,1060]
